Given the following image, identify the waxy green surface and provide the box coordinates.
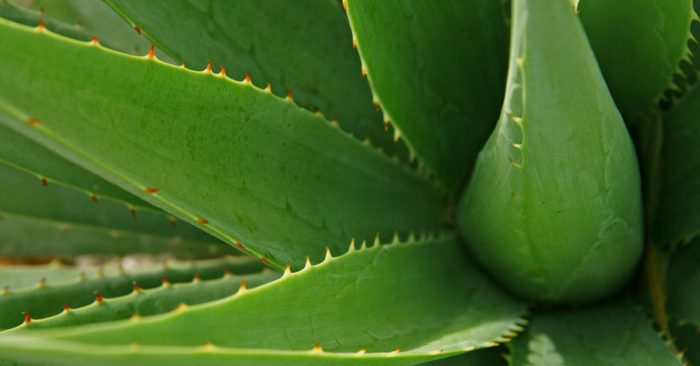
[510,301,682,366]
[457,0,643,303]
[346,0,509,189]
[656,83,700,245]
[0,256,260,329]
[579,0,695,120]
[0,18,444,269]
[0,236,526,365]
[105,0,404,158]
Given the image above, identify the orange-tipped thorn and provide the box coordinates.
[130,207,137,219]
[312,343,323,353]
[244,72,252,84]
[145,187,159,194]
[90,194,98,202]
[132,282,142,293]
[193,272,201,281]
[26,117,39,126]
[286,89,294,101]
[219,66,227,77]
[38,6,45,15]
[235,241,245,249]
[63,304,71,312]
[197,217,208,225]
[40,177,48,186]
[238,281,247,292]
[264,83,272,93]
[342,0,348,11]
[260,256,270,264]
[37,20,46,31]
[147,43,155,59]
[134,26,141,35]
[205,60,213,73]
[95,292,104,303]
[162,276,171,285]
[23,312,31,325]
[361,67,367,77]
[352,38,358,49]
[91,36,99,45]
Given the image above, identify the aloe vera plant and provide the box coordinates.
[0,0,698,364]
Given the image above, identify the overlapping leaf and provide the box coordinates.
[0,18,444,268]
[105,0,402,157]
[346,0,509,189]
[579,0,696,119]
[510,301,682,366]
[0,235,526,365]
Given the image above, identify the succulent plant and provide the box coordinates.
[0,0,698,364]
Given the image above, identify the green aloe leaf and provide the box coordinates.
[656,83,700,245]
[0,18,444,269]
[0,256,260,330]
[345,0,509,189]
[0,212,228,260]
[419,348,505,366]
[0,235,526,365]
[666,241,700,326]
[0,262,88,290]
[578,0,696,120]
[457,0,643,303]
[0,160,229,256]
[21,0,150,55]
[0,0,89,41]
[510,301,682,366]
[105,0,402,158]
[16,270,278,330]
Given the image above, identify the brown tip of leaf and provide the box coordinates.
[26,117,39,126]
[145,187,159,194]
[134,26,141,35]
[37,20,45,30]
[40,177,48,186]
[147,43,155,59]
[23,312,31,325]
[197,217,208,225]
[95,292,104,303]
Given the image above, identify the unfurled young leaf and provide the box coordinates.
[457,0,643,303]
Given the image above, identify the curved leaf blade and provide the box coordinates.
[0,235,526,365]
[579,0,696,119]
[346,0,509,189]
[0,18,444,268]
[510,301,682,366]
[105,0,404,158]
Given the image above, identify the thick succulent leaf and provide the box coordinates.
[0,212,228,260]
[22,0,150,55]
[0,160,230,257]
[457,0,643,303]
[0,0,88,41]
[578,0,696,119]
[0,262,86,290]
[0,235,526,365]
[656,84,700,245]
[0,18,443,269]
[510,301,682,366]
[17,270,279,330]
[105,0,403,158]
[345,0,509,189]
[665,241,700,326]
[0,117,150,208]
[0,256,261,330]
